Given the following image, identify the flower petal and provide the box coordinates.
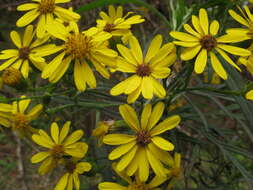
[210,20,219,36]
[51,122,59,144]
[109,141,136,160]
[16,9,40,27]
[199,8,209,35]
[180,45,201,60]
[119,104,140,131]
[194,49,207,74]
[147,102,165,131]
[59,121,71,143]
[129,36,143,64]
[141,104,152,130]
[31,151,50,163]
[144,34,162,63]
[63,130,84,146]
[117,145,138,171]
[210,52,227,80]
[151,136,174,151]
[103,134,136,145]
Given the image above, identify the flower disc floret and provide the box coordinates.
[39,0,55,14]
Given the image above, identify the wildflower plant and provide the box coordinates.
[0,0,253,190]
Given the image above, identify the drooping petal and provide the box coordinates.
[194,49,207,74]
[146,148,166,177]
[180,45,201,60]
[74,59,86,92]
[141,76,153,99]
[210,52,227,80]
[54,173,69,190]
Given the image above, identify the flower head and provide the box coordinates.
[103,102,181,181]
[4,96,43,137]
[0,25,55,79]
[31,121,87,175]
[92,120,115,146]
[54,159,91,190]
[1,67,22,86]
[110,35,176,103]
[96,5,144,43]
[42,21,118,91]
[170,8,251,80]
[167,153,183,190]
[16,0,80,38]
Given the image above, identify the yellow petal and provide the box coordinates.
[74,59,86,92]
[18,97,31,113]
[98,182,126,190]
[54,173,69,190]
[151,136,174,151]
[183,24,201,38]
[210,20,219,36]
[103,134,136,145]
[59,121,71,143]
[170,31,199,42]
[146,148,166,177]
[10,31,22,48]
[127,84,142,104]
[63,130,84,146]
[27,104,43,120]
[16,9,40,27]
[83,61,96,88]
[31,151,50,163]
[117,145,138,171]
[246,90,253,100]
[51,122,59,144]
[180,45,201,60]
[194,49,207,74]
[148,143,173,165]
[150,115,181,136]
[109,141,136,160]
[119,104,140,131]
[141,76,153,99]
[141,104,152,130]
[38,157,55,175]
[32,134,53,148]
[210,52,227,80]
[216,34,249,43]
[21,60,29,79]
[136,147,149,182]
[37,14,46,38]
[76,162,92,174]
[217,44,251,56]
[147,102,165,131]
[17,3,38,11]
[150,43,175,64]
[228,9,249,27]
[54,6,80,21]
[151,78,166,98]
[129,36,143,64]
[117,44,138,65]
[173,41,199,47]
[199,8,209,35]
[125,75,142,94]
[191,15,204,35]
[23,25,34,46]
[116,57,136,73]
[144,35,162,63]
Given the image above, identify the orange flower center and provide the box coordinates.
[2,67,21,86]
[104,23,115,32]
[51,144,64,159]
[19,47,30,59]
[136,64,151,77]
[65,33,93,59]
[39,0,55,14]
[13,113,28,129]
[199,35,217,51]
[136,130,151,146]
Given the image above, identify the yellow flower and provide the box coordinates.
[227,6,253,41]
[103,102,181,181]
[110,35,176,103]
[16,0,80,38]
[7,96,43,137]
[96,5,144,43]
[170,8,250,80]
[98,163,167,190]
[167,153,183,190]
[0,103,13,128]
[238,43,253,75]
[246,89,253,100]
[54,159,91,190]
[31,121,87,175]
[92,120,115,146]
[41,21,118,91]
[0,25,55,79]
[1,67,22,86]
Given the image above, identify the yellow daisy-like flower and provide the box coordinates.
[110,35,176,103]
[96,5,144,43]
[170,8,251,80]
[0,103,13,128]
[245,89,253,100]
[227,6,253,41]
[41,21,118,91]
[0,25,55,79]
[1,67,22,86]
[31,121,87,175]
[92,120,115,146]
[98,163,167,190]
[16,0,80,38]
[54,159,91,190]
[103,102,181,182]
[7,96,43,137]
[166,153,183,190]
